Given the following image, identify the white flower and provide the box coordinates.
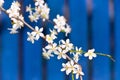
[75,47,82,55]
[73,54,79,63]
[60,39,73,51]
[0,0,4,7]
[7,1,20,18]
[65,24,71,36]
[61,62,70,75]
[49,29,57,39]
[26,4,32,13]
[18,15,24,21]
[35,0,44,6]
[28,12,39,22]
[73,66,84,79]
[54,47,66,59]
[54,15,66,26]
[40,4,50,21]
[11,18,24,29]
[45,43,58,54]
[27,32,35,44]
[46,34,56,43]
[84,49,97,60]
[50,29,57,35]
[8,27,18,34]
[61,60,77,75]
[42,48,54,59]
[31,26,44,40]
[53,15,66,32]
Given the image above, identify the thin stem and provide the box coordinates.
[1,4,82,80]
[70,49,115,62]
[0,7,34,31]
[80,76,83,80]
[0,7,7,14]
[96,53,115,62]
[64,53,82,68]
[72,71,74,80]
[64,52,83,80]
[21,20,34,30]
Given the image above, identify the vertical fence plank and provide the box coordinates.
[23,0,42,80]
[0,16,2,80]
[69,0,88,80]
[63,0,70,80]
[18,0,24,80]
[114,0,120,80]
[1,18,19,80]
[1,0,19,79]
[92,0,110,80]
[109,0,115,80]
[46,0,65,80]
[86,0,94,80]
[23,37,42,80]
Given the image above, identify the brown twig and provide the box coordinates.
[0,6,83,80]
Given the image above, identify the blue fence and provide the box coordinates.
[0,0,119,80]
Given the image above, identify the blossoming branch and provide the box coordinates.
[0,0,114,80]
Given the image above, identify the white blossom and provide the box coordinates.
[75,47,82,55]
[73,54,79,63]
[26,4,32,13]
[7,1,20,18]
[54,47,66,59]
[60,39,73,52]
[27,32,35,44]
[45,43,58,54]
[49,29,57,39]
[11,18,24,28]
[35,0,44,6]
[27,1,50,22]
[8,27,18,34]
[31,26,44,40]
[53,15,66,32]
[6,1,24,34]
[0,0,4,7]
[28,12,39,22]
[46,34,57,43]
[42,48,54,59]
[61,62,70,75]
[40,4,50,21]
[61,60,78,75]
[65,24,71,36]
[73,47,82,63]
[73,65,84,79]
[84,49,97,60]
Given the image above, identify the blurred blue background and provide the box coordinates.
[0,0,120,80]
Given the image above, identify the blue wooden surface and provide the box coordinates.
[0,0,120,80]
[23,0,42,80]
[114,0,120,80]
[92,0,110,80]
[69,0,88,80]
[47,0,65,80]
[1,17,19,80]
[1,0,19,79]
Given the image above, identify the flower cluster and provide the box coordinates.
[61,60,84,79]
[27,26,44,43]
[6,1,24,34]
[0,0,113,80]
[53,15,71,36]
[26,0,50,22]
[0,0,4,7]
[0,0,4,13]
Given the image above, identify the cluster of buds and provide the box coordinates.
[26,0,50,22]
[7,1,24,34]
[0,0,114,80]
